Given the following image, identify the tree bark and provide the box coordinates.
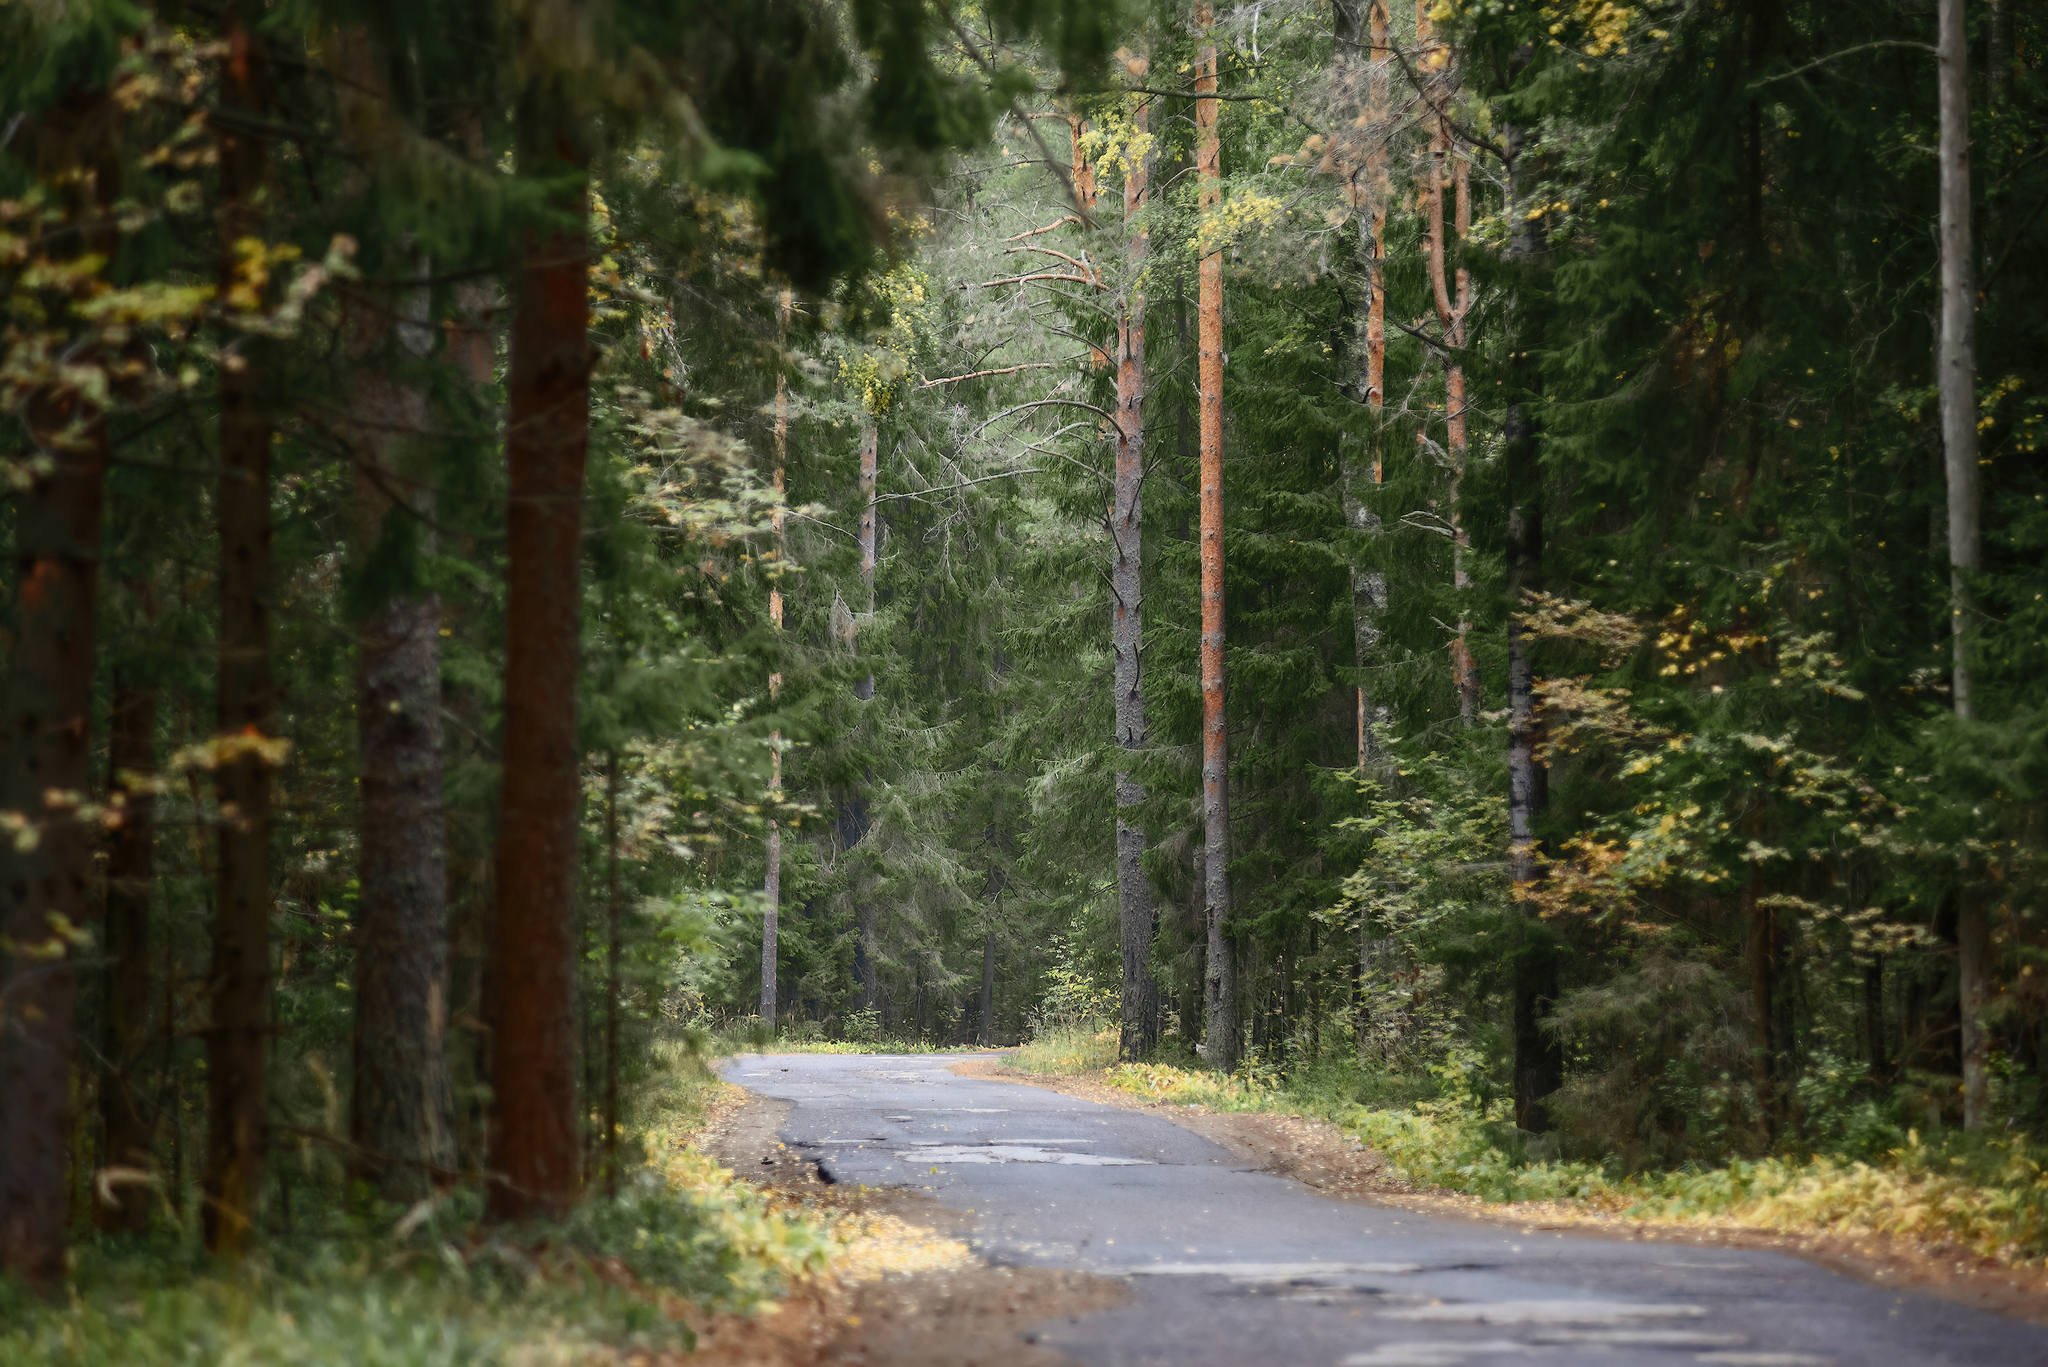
[0,97,114,1282]
[1503,108,1563,1134]
[1988,1,2012,108]
[336,31,455,1197]
[206,6,277,1256]
[603,760,621,1197]
[1195,6,1236,1073]
[1936,0,1989,1131]
[1862,954,1888,1078]
[1744,867,1776,1142]
[980,929,996,1046]
[1424,76,1478,726]
[1335,1,1391,772]
[762,288,790,1030]
[99,676,158,1234]
[852,416,879,1009]
[1114,86,1155,1062]
[488,82,593,1222]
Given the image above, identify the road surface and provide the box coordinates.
[723,1052,2048,1366]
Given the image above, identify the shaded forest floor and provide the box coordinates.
[949,1055,2048,1329]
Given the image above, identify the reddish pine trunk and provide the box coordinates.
[1114,87,1154,1062]
[1424,84,1478,726]
[1195,7,1235,1073]
[99,675,159,1234]
[1335,1,1391,774]
[205,7,278,1258]
[0,88,116,1288]
[488,106,592,1221]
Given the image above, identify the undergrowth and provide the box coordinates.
[0,1041,837,1365]
[1094,1055,2048,1265]
[1008,1020,1118,1074]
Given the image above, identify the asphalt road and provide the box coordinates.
[723,1053,2048,1367]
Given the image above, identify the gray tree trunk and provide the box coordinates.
[1937,0,1989,1131]
[1114,87,1156,1062]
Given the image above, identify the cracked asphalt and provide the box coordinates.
[723,1052,2048,1366]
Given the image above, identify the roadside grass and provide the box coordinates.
[709,1014,966,1056]
[1008,1020,1119,1074]
[0,1039,840,1366]
[1090,1056,2048,1267]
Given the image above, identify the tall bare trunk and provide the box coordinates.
[1503,113,1560,1132]
[1338,2,1392,772]
[1114,89,1155,1062]
[488,81,593,1221]
[1424,66,1478,725]
[1936,0,1989,1131]
[602,760,621,1197]
[1744,865,1776,1141]
[762,288,790,1029]
[1988,1,2012,107]
[980,929,996,1045]
[0,89,115,1284]
[99,674,159,1234]
[206,6,277,1256]
[852,417,879,1009]
[1195,6,1235,1073]
[334,34,453,1202]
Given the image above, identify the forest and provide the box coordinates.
[4,0,2048,1352]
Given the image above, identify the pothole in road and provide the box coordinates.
[898,1144,1150,1166]
[856,1070,941,1082]
[1340,1341,1527,1365]
[1528,1329,1750,1347]
[1127,1262,1432,1279]
[1382,1300,1707,1325]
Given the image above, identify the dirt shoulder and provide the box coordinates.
[945,1056,2048,1329]
[672,1078,1128,1367]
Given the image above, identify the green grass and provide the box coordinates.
[1006,1019,1118,1074]
[1091,1055,2048,1265]
[1,1041,838,1365]
[709,1014,969,1056]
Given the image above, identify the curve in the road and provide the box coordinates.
[725,1053,2048,1367]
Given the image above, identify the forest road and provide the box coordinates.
[723,1053,2048,1367]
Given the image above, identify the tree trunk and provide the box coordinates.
[1114,85,1155,1062]
[1335,1,1391,772]
[1936,0,1989,1131]
[488,85,593,1222]
[1988,0,2012,108]
[1424,84,1479,726]
[336,42,455,1193]
[762,288,790,1030]
[0,100,113,1279]
[851,415,879,1009]
[206,6,276,1256]
[980,929,996,1045]
[1195,5,1236,1074]
[603,760,622,1197]
[99,676,158,1234]
[1503,109,1562,1134]
[1745,868,1776,1142]
[1862,953,1888,1079]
